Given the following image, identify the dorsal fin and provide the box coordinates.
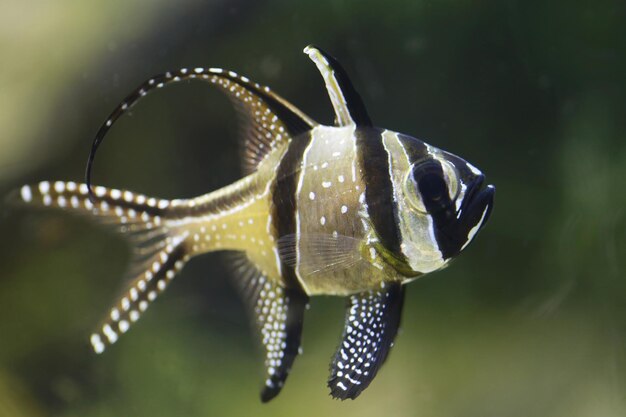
[85,66,319,195]
[304,45,372,127]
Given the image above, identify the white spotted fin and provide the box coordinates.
[16,58,322,397]
[328,282,405,400]
[232,258,308,402]
[5,46,449,403]
[9,181,191,354]
[84,65,317,191]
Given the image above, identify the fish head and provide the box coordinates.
[388,133,495,276]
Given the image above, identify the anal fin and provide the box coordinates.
[234,260,308,402]
[328,282,405,400]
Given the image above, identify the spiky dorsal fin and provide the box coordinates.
[304,45,372,127]
[328,282,404,400]
[85,65,318,189]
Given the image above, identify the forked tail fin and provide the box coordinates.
[9,181,191,353]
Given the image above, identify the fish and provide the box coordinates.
[10,45,494,401]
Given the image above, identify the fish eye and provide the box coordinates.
[416,170,447,202]
[404,160,460,213]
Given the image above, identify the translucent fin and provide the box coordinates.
[9,181,191,353]
[226,78,315,174]
[233,258,309,402]
[85,65,318,192]
[276,233,364,278]
[304,45,372,127]
[328,282,405,400]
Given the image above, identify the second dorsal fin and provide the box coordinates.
[85,66,319,194]
[304,45,372,127]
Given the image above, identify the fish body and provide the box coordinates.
[12,46,494,401]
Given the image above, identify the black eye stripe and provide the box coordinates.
[411,161,451,210]
[418,173,448,201]
[411,160,441,180]
[410,160,461,258]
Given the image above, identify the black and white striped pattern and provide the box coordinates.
[271,131,315,291]
[395,133,494,262]
[356,128,405,262]
[10,46,495,403]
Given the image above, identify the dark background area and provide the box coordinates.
[1,1,625,416]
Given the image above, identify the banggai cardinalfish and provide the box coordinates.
[11,46,494,401]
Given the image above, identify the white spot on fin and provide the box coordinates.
[20,185,32,202]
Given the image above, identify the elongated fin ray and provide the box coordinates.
[9,181,167,230]
[304,45,372,127]
[328,282,404,400]
[232,258,308,402]
[91,237,188,353]
[86,66,318,192]
[9,181,192,353]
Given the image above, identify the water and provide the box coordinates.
[1,1,625,416]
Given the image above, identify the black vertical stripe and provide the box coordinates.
[413,160,458,259]
[271,132,314,290]
[356,128,404,260]
[399,134,494,260]
[397,133,477,194]
[400,134,464,259]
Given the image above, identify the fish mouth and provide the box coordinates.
[429,174,494,260]
[458,174,495,236]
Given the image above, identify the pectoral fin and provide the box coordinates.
[276,232,365,278]
[328,282,405,400]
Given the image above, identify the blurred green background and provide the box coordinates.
[1,0,625,416]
